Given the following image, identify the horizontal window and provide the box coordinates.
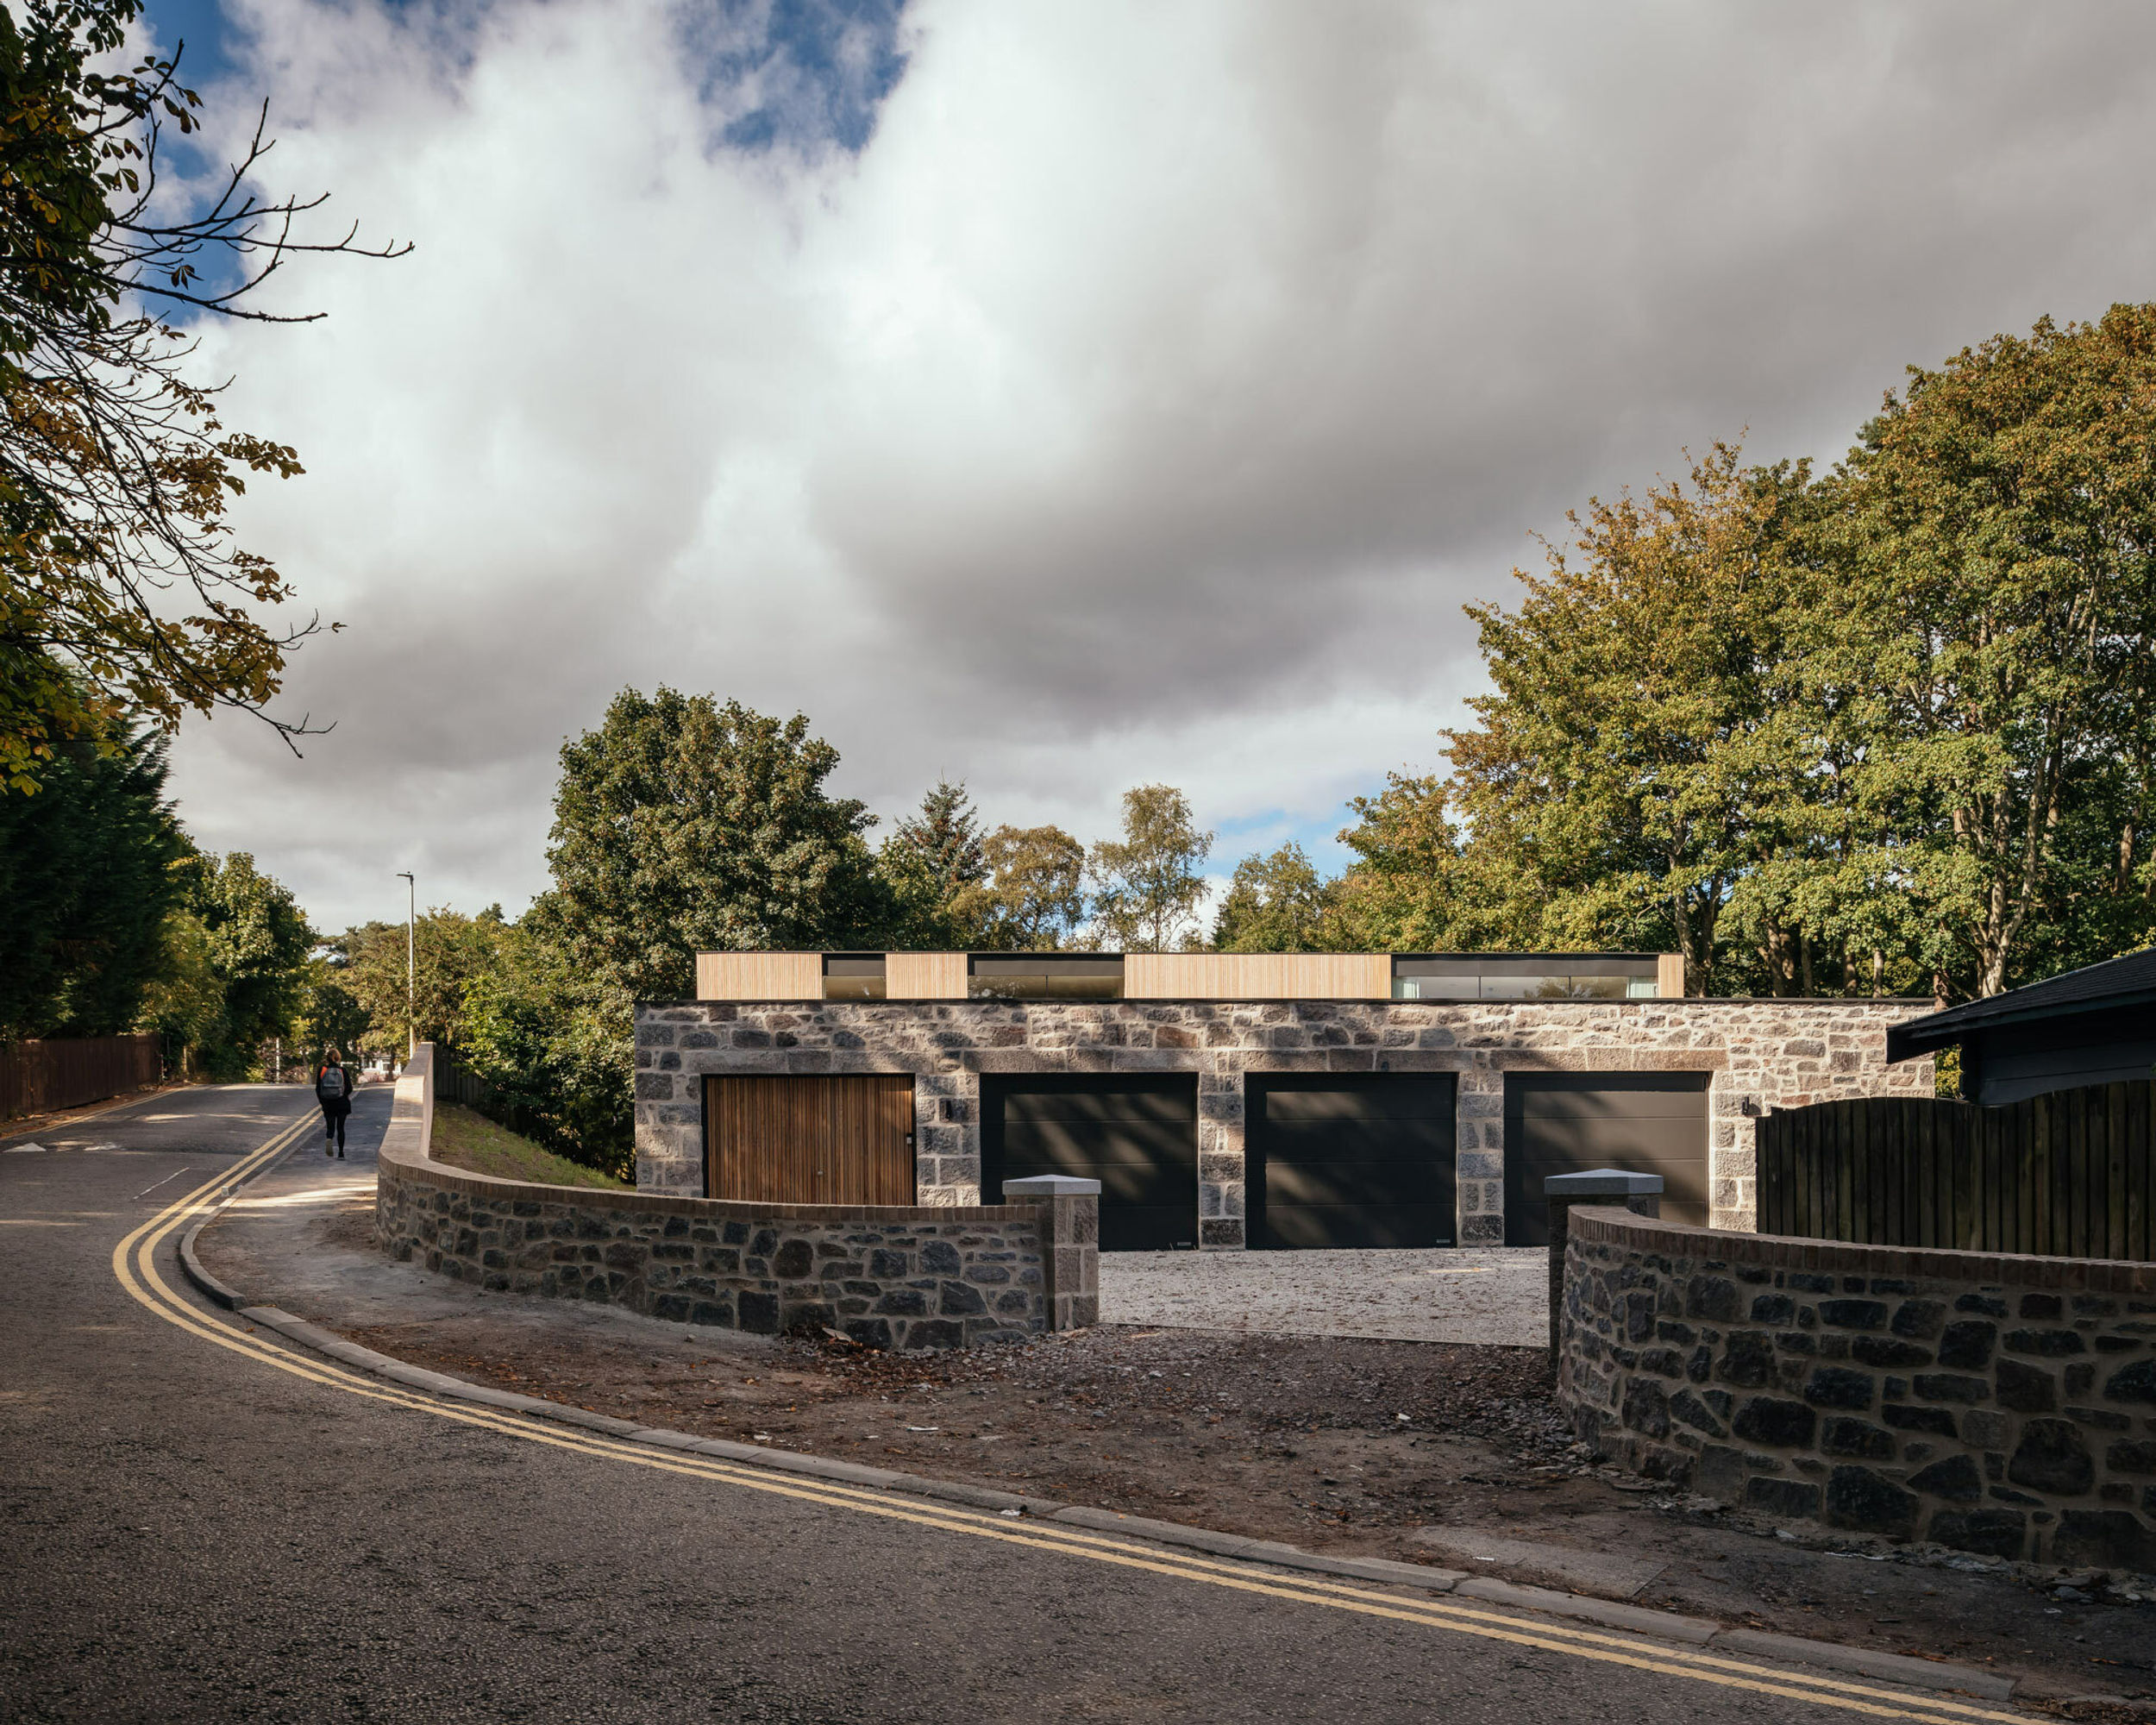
[968,955,1125,1001]
[823,954,887,1001]
[1392,954,1658,1001]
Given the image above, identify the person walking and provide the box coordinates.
[316,1047,354,1158]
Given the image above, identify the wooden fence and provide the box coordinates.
[0,1033,163,1120]
[1756,1082,2154,1262]
[435,1048,493,1110]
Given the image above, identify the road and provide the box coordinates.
[0,1084,2028,1723]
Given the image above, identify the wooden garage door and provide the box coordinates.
[1502,1071,1710,1245]
[704,1075,916,1205]
[981,1075,1197,1252]
[1247,1074,1457,1250]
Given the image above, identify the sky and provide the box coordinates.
[135,0,2156,933]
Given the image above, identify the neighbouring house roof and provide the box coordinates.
[1886,948,2156,1062]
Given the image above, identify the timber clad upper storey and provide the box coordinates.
[638,951,1933,1251]
[694,950,1685,1004]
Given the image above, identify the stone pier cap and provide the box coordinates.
[1544,1170,1665,1198]
[1003,1176,1103,1199]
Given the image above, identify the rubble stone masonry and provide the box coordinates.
[633,998,1933,1245]
[375,1045,1098,1349]
[1557,1206,2156,1568]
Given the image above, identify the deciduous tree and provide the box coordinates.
[1087,785,1212,952]
[977,823,1087,950]
[0,0,404,791]
[1210,842,1338,953]
[536,689,890,1000]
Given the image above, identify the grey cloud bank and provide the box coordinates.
[161,0,2156,930]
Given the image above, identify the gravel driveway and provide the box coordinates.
[1099,1247,1547,1346]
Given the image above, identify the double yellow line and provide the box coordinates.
[115,1120,2030,1725]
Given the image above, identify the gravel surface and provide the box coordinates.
[1101,1246,1547,1345]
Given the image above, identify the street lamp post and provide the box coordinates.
[396,871,416,1058]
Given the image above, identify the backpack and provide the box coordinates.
[316,1064,346,1101]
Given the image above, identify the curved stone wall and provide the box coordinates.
[1557,1206,2156,1570]
[374,1046,1096,1348]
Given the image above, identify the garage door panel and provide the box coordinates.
[1523,1120,1706,1160]
[1000,1152,1189,1208]
[1000,1088,1194,1126]
[1517,1093,1714,1122]
[1262,1082,1454,1123]
[1266,1157,1437,1208]
[1002,1121,1196,1164]
[1263,1120,1454,1163]
[1264,1206,1452,1250]
[1503,1072,1708,1246]
[983,1076,1199,1253]
[1248,1074,1457,1250]
[1110,1206,1203,1252]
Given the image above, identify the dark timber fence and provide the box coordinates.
[1757,1082,2155,1262]
[434,1047,493,1109]
[0,1033,162,1120]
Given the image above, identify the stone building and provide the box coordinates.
[633,950,1934,1250]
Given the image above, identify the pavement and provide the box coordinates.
[0,1083,2128,1721]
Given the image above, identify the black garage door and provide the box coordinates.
[1503,1072,1710,1245]
[981,1075,1197,1252]
[1247,1074,1457,1250]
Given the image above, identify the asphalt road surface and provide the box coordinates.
[0,1085,2029,1724]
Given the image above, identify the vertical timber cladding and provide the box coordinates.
[704,1075,917,1204]
[980,1075,1198,1251]
[1245,1073,1458,1249]
[1502,1071,1711,1244]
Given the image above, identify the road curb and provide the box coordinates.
[182,1206,2027,1704]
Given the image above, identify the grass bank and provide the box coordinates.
[428,1101,628,1191]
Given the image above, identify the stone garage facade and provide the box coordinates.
[634,970,1934,1246]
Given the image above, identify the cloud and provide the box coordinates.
[157,0,2156,931]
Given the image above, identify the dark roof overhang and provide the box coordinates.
[1884,948,2156,1063]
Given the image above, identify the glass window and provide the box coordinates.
[822,954,887,1001]
[1391,954,1658,1000]
[968,955,1124,1001]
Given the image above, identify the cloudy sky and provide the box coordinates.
[141,0,2156,932]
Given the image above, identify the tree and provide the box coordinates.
[878,779,992,947]
[457,920,632,1180]
[0,710,181,1036]
[1441,448,1809,991]
[336,907,508,1053]
[536,689,891,1000]
[1819,305,2156,996]
[0,0,404,792]
[1087,785,1213,952]
[976,823,1087,950]
[290,956,370,1070]
[166,846,311,1076]
[1210,842,1338,953]
[1329,772,1478,952]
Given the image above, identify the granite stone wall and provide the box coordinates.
[633,998,1932,1245]
[1557,1206,2156,1570]
[375,1045,1097,1349]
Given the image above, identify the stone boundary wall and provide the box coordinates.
[1557,1206,2156,1570]
[634,998,1932,1244]
[374,1045,1097,1348]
